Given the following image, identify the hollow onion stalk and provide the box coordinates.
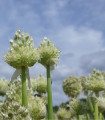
[47,65,53,120]
[21,66,28,107]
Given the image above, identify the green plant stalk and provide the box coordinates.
[77,115,82,120]
[99,112,102,120]
[86,113,89,120]
[47,65,53,120]
[87,94,94,113]
[102,115,104,120]
[94,100,98,120]
[2,95,4,103]
[21,66,28,107]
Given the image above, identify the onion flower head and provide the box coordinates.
[86,69,105,92]
[36,74,47,94]
[37,37,60,68]
[4,30,40,68]
[63,76,82,98]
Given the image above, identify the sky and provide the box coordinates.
[0,0,105,105]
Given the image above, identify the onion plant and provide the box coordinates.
[4,30,39,107]
[61,69,105,120]
[86,69,105,120]
[80,76,94,116]
[37,37,60,120]
[63,76,83,120]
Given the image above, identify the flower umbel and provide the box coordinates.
[63,76,82,98]
[4,30,39,68]
[86,69,105,92]
[37,37,60,67]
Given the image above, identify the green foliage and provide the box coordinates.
[61,69,105,120]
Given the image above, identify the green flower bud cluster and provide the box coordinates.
[37,37,60,67]
[69,98,87,116]
[63,76,82,98]
[6,80,46,119]
[4,30,40,68]
[57,107,71,120]
[31,74,47,94]
[0,77,8,96]
[0,102,31,120]
[86,69,105,92]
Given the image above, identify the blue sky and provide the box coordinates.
[0,0,105,105]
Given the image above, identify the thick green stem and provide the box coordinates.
[102,115,104,120]
[21,66,28,107]
[86,113,89,120]
[77,115,82,120]
[47,65,53,120]
[87,94,94,113]
[2,96,4,103]
[99,112,102,120]
[94,100,98,120]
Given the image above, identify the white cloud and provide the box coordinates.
[56,26,104,55]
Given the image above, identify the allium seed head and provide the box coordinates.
[63,76,82,98]
[86,69,105,92]
[4,30,40,68]
[37,37,60,67]
[36,74,47,94]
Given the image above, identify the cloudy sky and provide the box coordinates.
[0,0,105,105]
